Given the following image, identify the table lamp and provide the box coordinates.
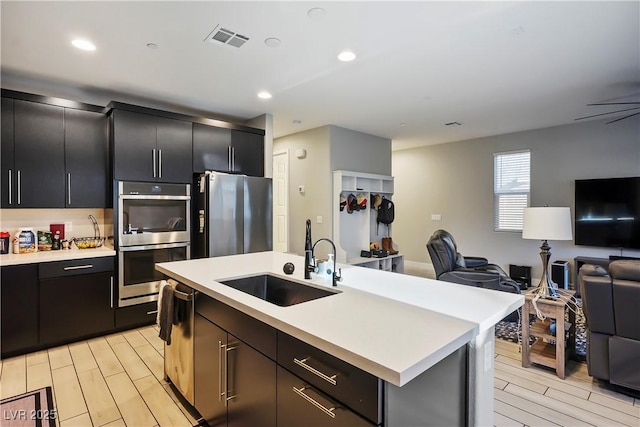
[522,207,573,298]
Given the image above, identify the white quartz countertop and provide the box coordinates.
[157,251,523,387]
[0,245,115,266]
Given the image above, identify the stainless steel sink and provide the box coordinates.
[218,274,338,306]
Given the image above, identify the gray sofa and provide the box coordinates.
[579,260,640,392]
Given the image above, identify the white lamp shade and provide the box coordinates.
[522,207,573,240]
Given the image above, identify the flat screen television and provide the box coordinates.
[574,177,640,249]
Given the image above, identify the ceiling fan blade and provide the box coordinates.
[575,106,640,121]
[587,102,640,106]
[606,111,640,124]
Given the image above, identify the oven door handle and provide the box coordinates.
[118,242,190,251]
[119,194,191,201]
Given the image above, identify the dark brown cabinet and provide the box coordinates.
[38,257,115,347]
[231,130,264,177]
[111,109,192,183]
[277,366,375,427]
[0,264,39,358]
[1,99,65,208]
[1,94,109,209]
[64,109,109,207]
[193,123,264,177]
[194,301,276,427]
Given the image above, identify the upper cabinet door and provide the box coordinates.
[231,130,264,177]
[112,109,157,182]
[1,98,15,208]
[156,117,192,183]
[193,123,231,173]
[65,109,109,207]
[13,100,65,208]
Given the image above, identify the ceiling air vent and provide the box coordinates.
[205,25,249,48]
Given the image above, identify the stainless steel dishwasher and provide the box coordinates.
[164,283,195,406]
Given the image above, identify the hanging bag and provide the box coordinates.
[376,197,395,234]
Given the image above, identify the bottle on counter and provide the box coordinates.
[52,231,61,250]
[18,228,37,253]
[0,231,10,255]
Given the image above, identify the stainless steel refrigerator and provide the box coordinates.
[196,171,272,257]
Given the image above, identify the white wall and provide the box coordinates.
[392,117,640,281]
[274,125,392,255]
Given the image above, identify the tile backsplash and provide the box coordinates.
[0,209,113,241]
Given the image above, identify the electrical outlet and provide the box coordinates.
[316,216,323,224]
[431,214,442,221]
[65,221,73,232]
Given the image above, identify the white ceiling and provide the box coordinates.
[1,1,639,151]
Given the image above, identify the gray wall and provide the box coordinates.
[392,117,640,281]
[274,125,391,255]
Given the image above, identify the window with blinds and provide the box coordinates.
[494,150,530,231]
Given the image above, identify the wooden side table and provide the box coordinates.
[521,290,576,379]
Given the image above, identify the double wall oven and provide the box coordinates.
[117,181,190,307]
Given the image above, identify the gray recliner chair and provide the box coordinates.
[579,260,640,392]
[426,230,520,320]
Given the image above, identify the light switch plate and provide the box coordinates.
[431,214,442,221]
[316,216,323,224]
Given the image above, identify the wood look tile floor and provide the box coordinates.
[1,327,638,426]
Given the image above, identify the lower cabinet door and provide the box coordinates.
[194,314,228,426]
[227,333,276,427]
[39,272,114,346]
[277,366,375,427]
[1,264,39,357]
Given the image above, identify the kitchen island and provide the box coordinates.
[157,251,523,426]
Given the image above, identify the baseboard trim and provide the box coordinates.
[404,260,436,279]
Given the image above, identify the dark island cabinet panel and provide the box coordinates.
[112,109,192,183]
[65,109,109,207]
[1,264,39,357]
[231,130,264,177]
[13,100,66,208]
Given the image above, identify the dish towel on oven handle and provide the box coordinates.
[158,279,176,345]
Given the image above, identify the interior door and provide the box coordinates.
[272,151,289,252]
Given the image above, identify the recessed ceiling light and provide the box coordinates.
[400,122,407,127]
[257,91,272,100]
[264,38,281,48]
[146,43,159,50]
[307,7,327,20]
[338,51,356,62]
[71,39,96,51]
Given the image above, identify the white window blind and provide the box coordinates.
[494,150,530,231]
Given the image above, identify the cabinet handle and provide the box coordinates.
[63,264,94,271]
[8,169,12,205]
[224,344,237,406]
[152,149,157,178]
[67,173,71,205]
[146,310,158,315]
[292,386,336,419]
[218,341,225,402]
[293,357,338,385]
[17,170,21,205]
[110,276,114,309]
[227,146,232,171]
[158,149,162,178]
[231,146,235,171]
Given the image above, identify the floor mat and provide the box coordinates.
[0,387,57,427]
